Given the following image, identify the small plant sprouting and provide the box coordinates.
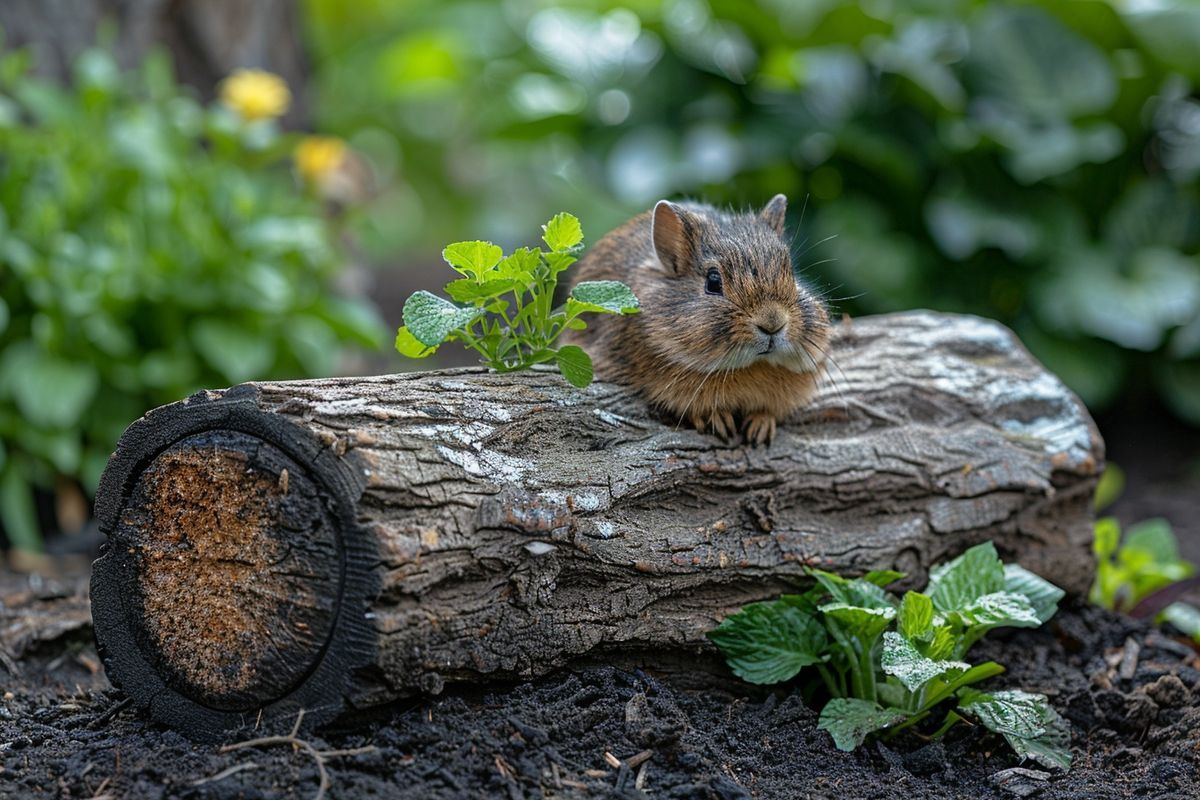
[395,213,639,387]
[708,542,1072,769]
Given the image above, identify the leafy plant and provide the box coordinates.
[0,47,383,551]
[708,542,1071,769]
[394,213,639,386]
[1091,516,1200,642]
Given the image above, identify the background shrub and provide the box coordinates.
[305,0,1200,421]
[0,47,383,550]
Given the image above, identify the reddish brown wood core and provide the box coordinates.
[115,430,342,711]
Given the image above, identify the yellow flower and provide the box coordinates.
[219,69,291,121]
[294,136,348,183]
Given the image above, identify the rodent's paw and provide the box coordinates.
[689,409,737,443]
[742,412,777,447]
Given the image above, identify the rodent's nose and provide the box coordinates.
[756,320,786,336]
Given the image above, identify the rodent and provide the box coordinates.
[565,194,832,446]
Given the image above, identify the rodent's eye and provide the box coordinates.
[705,268,723,296]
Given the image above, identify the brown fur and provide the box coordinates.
[566,195,832,445]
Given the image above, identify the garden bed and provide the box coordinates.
[2,566,1197,800]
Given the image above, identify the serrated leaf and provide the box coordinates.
[1004,564,1065,624]
[923,624,957,660]
[402,291,480,347]
[442,240,504,281]
[927,542,1006,612]
[494,247,540,282]
[818,698,907,751]
[820,603,896,641]
[395,326,436,358]
[555,345,593,388]
[953,591,1042,630]
[542,212,584,251]
[899,591,934,639]
[959,689,1072,770]
[445,278,519,304]
[881,631,970,692]
[810,569,895,610]
[544,251,577,275]
[569,281,641,314]
[707,599,827,684]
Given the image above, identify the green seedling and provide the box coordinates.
[395,213,639,387]
[708,542,1071,769]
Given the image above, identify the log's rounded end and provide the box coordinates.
[120,431,338,710]
[91,387,378,741]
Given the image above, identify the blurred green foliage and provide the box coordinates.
[304,0,1200,421]
[0,46,383,550]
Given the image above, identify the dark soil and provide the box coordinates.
[3,568,1199,800]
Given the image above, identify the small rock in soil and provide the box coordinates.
[991,766,1051,798]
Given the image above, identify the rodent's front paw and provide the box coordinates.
[742,412,777,447]
[690,409,737,443]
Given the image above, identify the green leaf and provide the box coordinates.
[544,251,578,275]
[819,603,896,641]
[542,212,584,251]
[923,624,957,661]
[899,591,934,639]
[442,240,504,281]
[555,345,593,388]
[0,465,41,552]
[1094,517,1120,559]
[494,247,540,282]
[444,278,519,304]
[959,689,1072,770]
[927,542,1006,612]
[1003,564,1065,624]
[402,291,480,347]
[881,632,971,692]
[817,698,907,751]
[1093,464,1125,511]
[708,598,828,684]
[810,569,894,610]
[1123,518,1182,565]
[862,570,906,587]
[1,345,99,429]
[952,591,1042,630]
[1163,602,1200,642]
[568,281,641,314]
[190,320,276,384]
[395,326,437,358]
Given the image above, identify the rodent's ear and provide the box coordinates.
[651,200,695,276]
[760,193,788,236]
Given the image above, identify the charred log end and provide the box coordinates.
[90,389,378,741]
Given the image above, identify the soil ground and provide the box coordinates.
[2,574,1199,800]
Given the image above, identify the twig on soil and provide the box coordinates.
[86,697,133,730]
[190,762,260,786]
[216,710,376,800]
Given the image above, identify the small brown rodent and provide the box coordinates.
[566,194,831,445]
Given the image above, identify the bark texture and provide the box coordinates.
[90,311,1104,739]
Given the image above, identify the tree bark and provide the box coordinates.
[90,311,1104,740]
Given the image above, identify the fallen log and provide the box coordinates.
[90,311,1103,740]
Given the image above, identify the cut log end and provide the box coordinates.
[91,387,379,740]
[120,431,339,709]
